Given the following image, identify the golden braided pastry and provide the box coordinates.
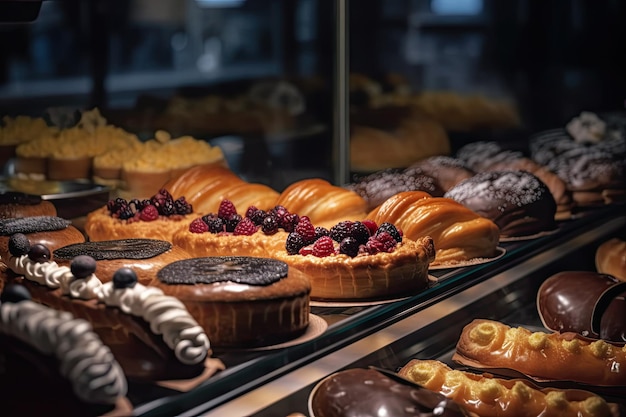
[368,191,500,265]
[275,178,369,229]
[399,359,615,417]
[453,319,626,387]
[164,165,280,214]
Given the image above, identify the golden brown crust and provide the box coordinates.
[596,238,626,281]
[273,236,434,301]
[368,191,500,265]
[454,319,626,386]
[84,206,193,242]
[164,165,279,214]
[399,359,615,417]
[275,178,369,229]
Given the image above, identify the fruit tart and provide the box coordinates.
[272,220,435,301]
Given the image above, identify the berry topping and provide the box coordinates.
[376,222,402,243]
[70,255,97,279]
[312,236,336,257]
[329,221,353,243]
[113,267,138,289]
[351,221,372,245]
[295,216,316,244]
[218,199,237,220]
[189,218,209,233]
[339,237,360,257]
[374,231,398,252]
[299,246,314,256]
[139,204,159,221]
[0,283,31,304]
[314,226,330,240]
[28,243,51,263]
[281,213,300,232]
[105,189,192,220]
[361,219,378,235]
[224,214,242,233]
[246,206,266,225]
[8,233,30,256]
[202,214,224,233]
[365,237,385,254]
[233,217,257,236]
[262,215,279,235]
[286,232,307,255]
[174,196,193,215]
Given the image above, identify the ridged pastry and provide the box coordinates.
[453,319,626,386]
[275,178,369,229]
[596,238,626,281]
[398,359,615,417]
[368,191,500,265]
[164,165,279,213]
[273,236,435,301]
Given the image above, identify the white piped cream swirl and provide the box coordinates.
[0,300,127,404]
[97,282,210,365]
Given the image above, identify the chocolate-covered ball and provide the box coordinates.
[0,283,32,303]
[70,255,97,279]
[113,267,138,289]
[8,233,30,256]
[28,243,51,263]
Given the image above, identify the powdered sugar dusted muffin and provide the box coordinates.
[444,170,557,238]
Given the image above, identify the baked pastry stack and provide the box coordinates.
[368,191,500,266]
[399,359,616,417]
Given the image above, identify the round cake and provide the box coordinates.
[84,188,195,242]
[272,220,435,301]
[406,155,475,192]
[52,238,192,284]
[152,256,311,348]
[444,171,557,238]
[0,191,57,219]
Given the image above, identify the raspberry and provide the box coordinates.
[202,214,224,233]
[285,232,306,255]
[218,199,237,220]
[174,197,193,215]
[375,231,398,252]
[376,222,402,243]
[295,216,316,244]
[365,236,385,254]
[350,221,371,245]
[233,217,257,236]
[314,226,330,240]
[139,204,159,221]
[312,236,335,257]
[189,218,209,233]
[361,219,378,236]
[329,221,353,242]
[339,237,360,257]
[299,246,314,256]
[262,215,279,235]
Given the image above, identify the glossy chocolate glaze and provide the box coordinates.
[444,170,557,237]
[538,271,626,343]
[310,368,469,417]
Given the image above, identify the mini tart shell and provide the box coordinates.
[272,236,435,301]
[84,206,194,243]
[171,228,288,258]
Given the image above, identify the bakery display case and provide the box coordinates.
[1,1,625,416]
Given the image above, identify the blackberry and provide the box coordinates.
[271,205,289,222]
[118,205,134,220]
[262,215,279,235]
[285,232,306,255]
[314,226,330,240]
[376,222,401,243]
[203,214,224,234]
[339,237,360,257]
[280,213,300,232]
[224,214,242,233]
[247,207,267,226]
[329,221,353,243]
[159,198,176,216]
[174,197,193,215]
[107,197,128,214]
[351,221,371,245]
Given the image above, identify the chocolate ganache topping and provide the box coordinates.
[309,368,470,417]
[54,238,172,261]
[157,256,288,285]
